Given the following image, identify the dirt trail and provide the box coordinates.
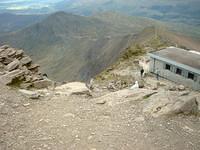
[0,85,200,150]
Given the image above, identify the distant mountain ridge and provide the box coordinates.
[0,12,136,81]
[55,0,200,26]
[0,13,45,34]
[0,12,199,82]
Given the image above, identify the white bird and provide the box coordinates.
[130,81,139,90]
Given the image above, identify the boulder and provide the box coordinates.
[6,59,20,71]
[19,89,40,99]
[172,97,198,115]
[33,79,53,89]
[20,56,32,65]
[138,80,145,88]
[55,82,90,96]
[0,69,25,85]
[178,85,185,91]
[143,92,199,117]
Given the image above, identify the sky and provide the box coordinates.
[0,0,63,10]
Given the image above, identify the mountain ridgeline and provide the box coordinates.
[0,12,199,82]
[0,12,136,81]
[0,13,45,34]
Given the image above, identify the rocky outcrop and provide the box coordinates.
[143,91,199,117]
[0,45,53,89]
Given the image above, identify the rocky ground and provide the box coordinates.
[0,80,200,150]
[0,45,200,150]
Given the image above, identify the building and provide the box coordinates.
[148,47,200,90]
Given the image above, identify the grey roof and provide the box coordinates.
[149,47,200,74]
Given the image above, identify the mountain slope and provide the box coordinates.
[0,12,136,81]
[0,12,199,82]
[0,13,45,34]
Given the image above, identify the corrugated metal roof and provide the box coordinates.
[150,47,200,71]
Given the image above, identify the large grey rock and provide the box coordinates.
[20,56,32,65]
[55,82,90,96]
[0,69,25,85]
[6,59,20,71]
[33,79,53,89]
[143,92,199,117]
[172,97,198,115]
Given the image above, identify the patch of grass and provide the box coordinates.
[121,44,146,61]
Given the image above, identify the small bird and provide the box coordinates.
[130,81,139,90]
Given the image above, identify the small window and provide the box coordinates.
[176,68,182,75]
[188,72,194,80]
[165,64,171,70]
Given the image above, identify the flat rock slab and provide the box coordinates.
[6,59,20,71]
[0,69,25,85]
[55,82,90,96]
[19,89,40,99]
[20,56,32,65]
[93,89,157,107]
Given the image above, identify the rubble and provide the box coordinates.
[0,45,52,89]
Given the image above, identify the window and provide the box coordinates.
[176,68,182,75]
[188,72,196,81]
[165,64,171,70]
